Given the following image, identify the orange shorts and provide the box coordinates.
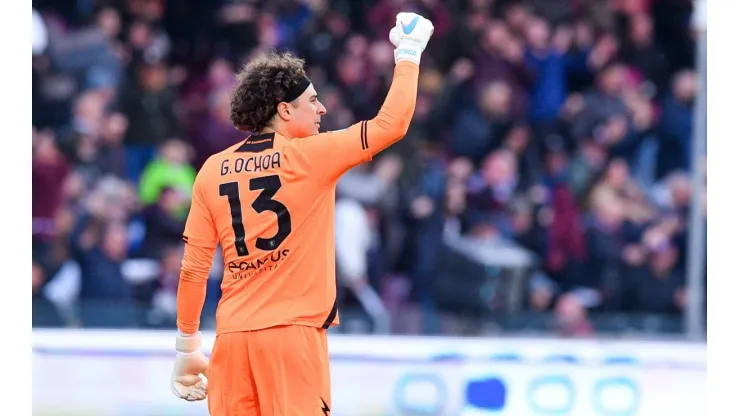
[207,325,332,416]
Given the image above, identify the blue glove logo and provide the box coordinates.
[401,16,420,34]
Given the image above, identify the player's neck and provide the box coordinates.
[260,125,294,140]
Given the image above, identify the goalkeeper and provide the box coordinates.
[170,11,434,415]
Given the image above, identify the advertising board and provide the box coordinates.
[32,330,705,416]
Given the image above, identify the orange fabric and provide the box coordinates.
[176,61,419,335]
[207,326,331,416]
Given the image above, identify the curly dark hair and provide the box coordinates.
[230,51,308,132]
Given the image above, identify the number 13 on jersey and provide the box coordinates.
[219,174,292,256]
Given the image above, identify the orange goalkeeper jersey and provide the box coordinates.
[177,61,420,335]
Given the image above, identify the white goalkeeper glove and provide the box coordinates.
[389,12,435,65]
[171,331,209,401]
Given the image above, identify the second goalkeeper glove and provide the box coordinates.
[388,12,435,65]
[171,331,209,401]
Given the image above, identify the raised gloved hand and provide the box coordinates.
[388,12,435,65]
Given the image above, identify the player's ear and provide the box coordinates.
[276,102,291,121]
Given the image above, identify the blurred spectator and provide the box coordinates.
[139,244,184,328]
[582,187,624,305]
[33,263,65,327]
[405,156,474,333]
[337,155,404,287]
[465,149,524,236]
[620,227,686,314]
[450,81,513,163]
[541,146,587,288]
[70,213,136,327]
[44,6,124,94]
[33,129,70,248]
[473,20,532,120]
[620,13,670,97]
[657,70,696,179]
[97,112,129,178]
[190,88,246,169]
[137,187,188,259]
[214,1,260,60]
[502,123,539,189]
[138,139,195,212]
[119,62,181,181]
[571,63,631,142]
[555,293,594,337]
[523,17,587,126]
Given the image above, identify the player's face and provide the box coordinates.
[290,84,326,137]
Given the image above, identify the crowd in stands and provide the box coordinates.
[32,0,704,335]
